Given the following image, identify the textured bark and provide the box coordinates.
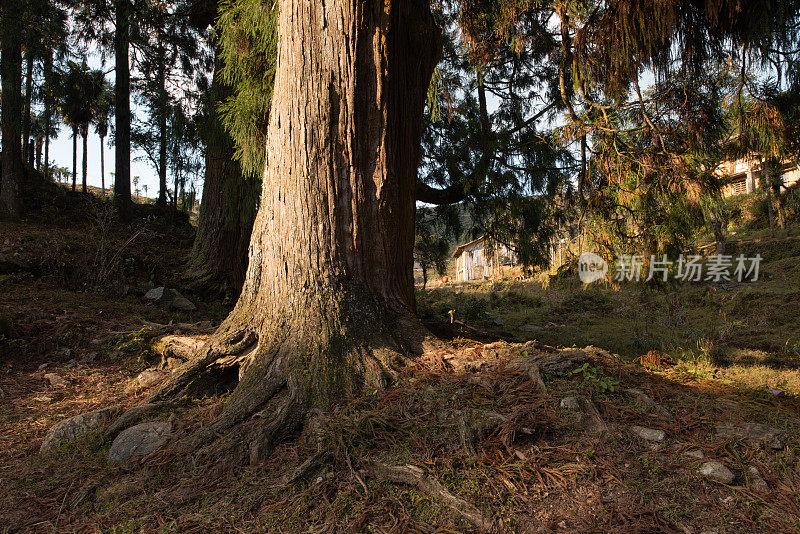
[185,48,258,296]
[156,0,441,462]
[114,0,132,216]
[0,11,24,219]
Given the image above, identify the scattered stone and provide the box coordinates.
[108,421,172,463]
[521,324,543,334]
[144,287,172,307]
[144,287,196,311]
[715,423,787,450]
[124,368,164,394]
[169,290,197,311]
[683,449,705,460]
[44,373,70,387]
[748,466,769,492]
[37,363,48,371]
[631,425,666,442]
[104,402,169,439]
[699,461,735,484]
[560,396,581,411]
[766,389,784,397]
[40,407,120,453]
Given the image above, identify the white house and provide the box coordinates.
[452,236,516,282]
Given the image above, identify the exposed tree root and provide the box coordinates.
[128,290,447,466]
[366,461,497,529]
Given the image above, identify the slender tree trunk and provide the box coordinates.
[72,127,77,192]
[157,39,168,207]
[773,184,786,231]
[173,152,179,212]
[156,0,441,463]
[100,134,105,193]
[0,9,24,219]
[114,0,132,216]
[22,52,34,163]
[44,52,52,179]
[81,127,88,193]
[36,137,42,170]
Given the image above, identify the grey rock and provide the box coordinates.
[124,368,164,394]
[683,449,705,460]
[715,423,787,450]
[108,421,172,463]
[40,407,119,453]
[44,373,70,387]
[560,396,581,411]
[144,287,172,307]
[144,286,166,300]
[699,461,735,484]
[169,290,196,311]
[748,466,769,492]
[104,402,168,439]
[631,425,666,442]
[520,324,543,333]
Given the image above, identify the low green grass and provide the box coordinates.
[418,230,800,396]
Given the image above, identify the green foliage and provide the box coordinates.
[569,362,619,394]
[217,0,278,180]
[55,61,107,136]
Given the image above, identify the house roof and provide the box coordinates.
[452,235,486,258]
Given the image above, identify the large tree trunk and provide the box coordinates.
[114,0,132,217]
[184,47,259,297]
[154,0,441,463]
[0,11,24,220]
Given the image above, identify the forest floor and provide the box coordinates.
[1,198,800,533]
